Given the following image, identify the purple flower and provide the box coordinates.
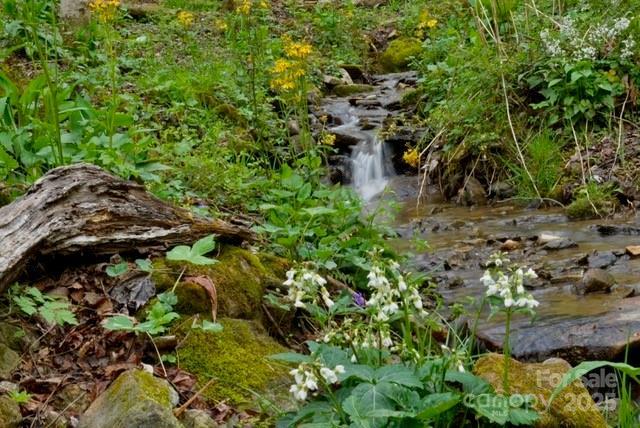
[353,292,366,307]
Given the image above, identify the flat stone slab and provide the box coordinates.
[475,295,640,364]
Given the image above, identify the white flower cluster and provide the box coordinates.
[289,362,344,401]
[321,317,395,350]
[284,267,333,309]
[481,253,539,310]
[366,260,425,322]
[539,14,636,61]
[441,344,466,373]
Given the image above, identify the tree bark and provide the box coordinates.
[0,164,255,291]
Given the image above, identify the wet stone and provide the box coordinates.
[543,238,578,251]
[574,269,615,295]
[587,251,618,269]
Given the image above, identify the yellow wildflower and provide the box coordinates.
[236,0,251,15]
[320,133,336,146]
[214,18,228,31]
[89,0,120,22]
[283,37,313,59]
[403,149,420,168]
[259,0,269,9]
[272,58,293,73]
[416,10,438,37]
[177,11,195,27]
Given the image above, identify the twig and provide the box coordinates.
[261,303,289,344]
[44,392,86,428]
[146,332,167,378]
[416,129,444,209]
[173,378,216,418]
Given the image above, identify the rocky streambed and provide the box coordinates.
[317,70,640,367]
[394,194,640,365]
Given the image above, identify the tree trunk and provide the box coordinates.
[0,164,255,291]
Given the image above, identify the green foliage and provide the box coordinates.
[11,285,78,326]
[566,182,618,219]
[103,291,180,336]
[275,344,539,427]
[528,60,624,125]
[253,161,392,280]
[166,234,218,266]
[7,390,31,404]
[508,132,563,199]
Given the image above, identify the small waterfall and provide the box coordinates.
[350,136,394,201]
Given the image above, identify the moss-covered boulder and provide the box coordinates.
[0,396,21,428]
[332,84,375,97]
[474,354,606,428]
[176,318,291,407]
[153,246,288,319]
[78,369,181,428]
[379,37,423,72]
[0,344,20,379]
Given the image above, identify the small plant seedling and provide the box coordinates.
[12,285,78,327]
[166,234,218,266]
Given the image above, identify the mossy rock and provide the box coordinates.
[474,354,606,428]
[152,246,288,319]
[0,396,21,428]
[332,84,375,97]
[78,369,180,428]
[566,196,618,220]
[176,318,291,407]
[0,343,20,379]
[379,37,423,72]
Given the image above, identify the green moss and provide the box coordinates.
[110,370,175,409]
[176,318,290,406]
[152,245,288,319]
[474,354,606,428]
[379,37,423,72]
[332,84,375,97]
[0,396,21,428]
[566,184,618,219]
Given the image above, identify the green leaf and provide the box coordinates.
[269,352,313,364]
[191,234,217,256]
[106,262,129,277]
[166,235,217,266]
[200,320,224,333]
[135,259,153,273]
[374,365,422,388]
[302,207,337,216]
[344,381,397,416]
[415,392,461,420]
[14,296,37,316]
[103,315,136,332]
[549,361,640,407]
[445,371,492,394]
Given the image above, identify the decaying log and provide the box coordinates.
[0,163,255,291]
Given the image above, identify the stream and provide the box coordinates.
[318,72,640,366]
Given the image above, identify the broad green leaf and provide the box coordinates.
[191,234,216,256]
[549,361,640,407]
[269,352,313,364]
[445,371,492,394]
[344,381,397,416]
[106,262,129,277]
[303,207,337,216]
[415,392,461,420]
[135,259,153,273]
[200,320,224,333]
[375,365,422,388]
[103,315,136,331]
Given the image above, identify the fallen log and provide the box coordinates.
[0,163,255,291]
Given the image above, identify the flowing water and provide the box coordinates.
[319,73,640,364]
